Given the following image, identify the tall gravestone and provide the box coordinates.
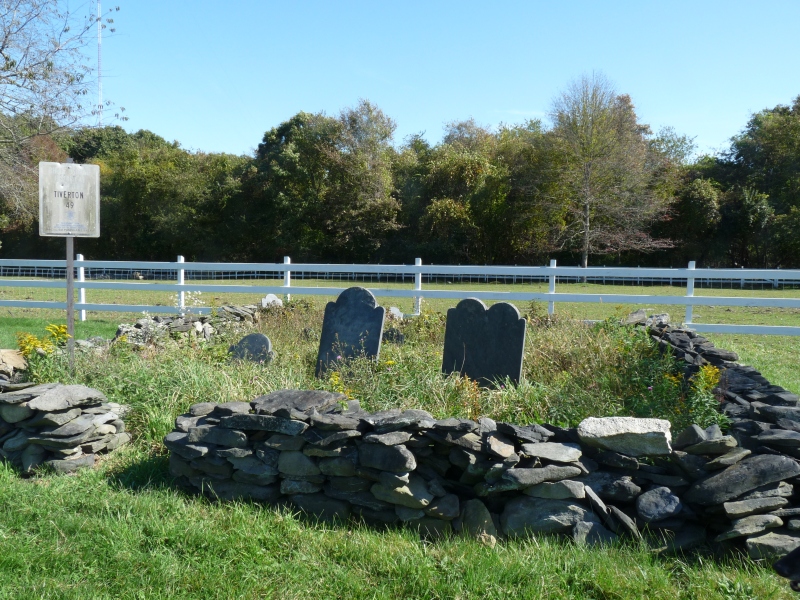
[441,299,526,387]
[316,287,386,377]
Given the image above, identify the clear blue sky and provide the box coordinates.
[98,0,800,157]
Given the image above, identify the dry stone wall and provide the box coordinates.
[0,383,130,474]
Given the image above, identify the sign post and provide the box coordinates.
[39,162,100,372]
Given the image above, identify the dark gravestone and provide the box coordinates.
[316,287,386,377]
[229,333,273,363]
[441,299,526,387]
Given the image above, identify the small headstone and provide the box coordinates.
[228,333,274,364]
[388,307,404,320]
[382,327,405,345]
[316,287,385,376]
[261,294,283,309]
[441,299,526,387]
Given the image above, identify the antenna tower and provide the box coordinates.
[97,0,102,126]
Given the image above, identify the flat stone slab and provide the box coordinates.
[576,472,642,503]
[520,442,582,463]
[359,443,416,473]
[441,299,526,387]
[757,430,800,448]
[749,531,800,560]
[0,383,59,405]
[523,480,585,500]
[371,474,433,509]
[501,465,583,489]
[229,333,273,363]
[27,385,106,412]
[714,514,783,541]
[501,497,587,537]
[684,436,738,455]
[251,390,344,416]
[684,454,800,505]
[316,287,385,376]
[577,417,672,457]
[723,497,789,519]
[220,414,307,436]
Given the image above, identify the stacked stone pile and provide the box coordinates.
[163,389,800,557]
[0,383,130,474]
[114,304,261,347]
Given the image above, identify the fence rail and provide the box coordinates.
[2,257,800,336]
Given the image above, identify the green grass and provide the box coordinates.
[1,301,798,598]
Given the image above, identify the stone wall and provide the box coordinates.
[164,354,800,560]
[0,383,130,474]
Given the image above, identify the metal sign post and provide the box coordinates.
[39,162,100,373]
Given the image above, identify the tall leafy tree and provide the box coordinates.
[549,73,674,267]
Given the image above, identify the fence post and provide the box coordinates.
[413,258,423,316]
[685,260,695,325]
[284,256,292,303]
[76,254,86,322]
[548,259,557,315]
[177,255,185,314]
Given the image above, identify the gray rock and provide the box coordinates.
[363,431,412,446]
[577,417,672,456]
[219,414,307,436]
[673,424,707,450]
[757,430,800,448]
[595,451,639,470]
[3,430,30,452]
[228,455,279,476]
[746,531,800,559]
[395,506,425,521]
[164,432,212,460]
[316,287,385,376]
[576,472,642,502]
[724,497,789,519]
[370,474,433,509]
[44,453,95,473]
[684,454,800,505]
[704,447,751,470]
[189,402,217,417]
[169,454,199,478]
[520,442,582,463]
[216,447,252,458]
[27,385,105,412]
[190,456,234,479]
[671,451,710,480]
[281,479,323,495]
[0,383,58,405]
[175,415,199,432]
[0,402,34,423]
[359,443,416,473]
[572,520,618,546]
[20,444,46,472]
[423,430,483,452]
[434,418,478,432]
[424,494,460,520]
[187,425,248,448]
[46,414,96,438]
[231,469,279,486]
[501,497,587,538]
[495,422,553,444]
[607,506,642,540]
[251,389,344,417]
[441,299,526,387]
[683,436,737,455]
[501,465,583,489]
[326,476,372,493]
[278,451,321,477]
[714,514,783,541]
[323,486,392,511]
[751,403,800,423]
[262,433,306,451]
[377,471,410,488]
[523,479,585,500]
[484,432,516,458]
[308,411,360,431]
[739,481,793,501]
[636,487,683,522]
[212,402,252,416]
[460,499,498,539]
[318,456,358,477]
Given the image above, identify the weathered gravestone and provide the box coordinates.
[229,333,274,364]
[441,299,526,387]
[316,287,385,376]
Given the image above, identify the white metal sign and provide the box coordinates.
[39,162,100,237]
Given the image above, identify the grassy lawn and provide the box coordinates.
[1,285,799,598]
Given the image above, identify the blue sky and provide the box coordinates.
[97,0,800,157]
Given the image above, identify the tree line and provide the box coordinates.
[2,76,800,268]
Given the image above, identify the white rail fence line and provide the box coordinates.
[1,257,800,336]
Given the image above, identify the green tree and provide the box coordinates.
[549,73,674,268]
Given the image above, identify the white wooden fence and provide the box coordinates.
[1,257,800,336]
